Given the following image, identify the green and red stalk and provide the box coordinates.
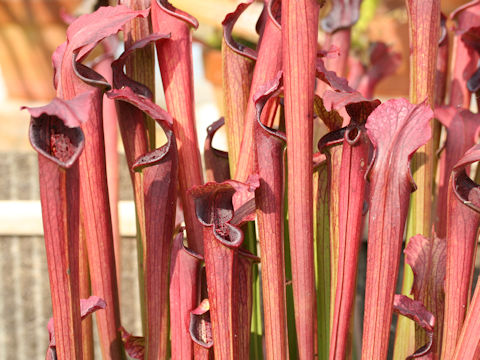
[281,0,321,357]
[314,158,331,360]
[253,76,288,360]
[396,1,439,357]
[323,91,379,360]
[79,225,93,360]
[151,0,204,254]
[221,0,256,178]
[317,127,346,360]
[55,7,149,357]
[204,118,230,183]
[441,144,480,359]
[361,99,432,360]
[26,98,85,360]
[190,179,260,360]
[234,0,282,182]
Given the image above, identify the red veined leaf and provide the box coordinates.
[361,98,432,360]
[26,101,84,360]
[221,0,257,177]
[170,231,204,359]
[434,106,480,236]
[152,0,204,256]
[441,144,480,359]
[190,179,260,360]
[282,0,322,358]
[234,0,282,182]
[253,77,288,360]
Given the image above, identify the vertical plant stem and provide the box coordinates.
[330,127,368,360]
[395,1,440,358]
[255,120,288,359]
[282,0,320,357]
[441,145,480,359]
[152,0,204,254]
[26,104,85,360]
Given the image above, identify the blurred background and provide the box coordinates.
[0,0,469,358]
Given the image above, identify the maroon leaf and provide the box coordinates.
[221,0,257,177]
[393,295,435,359]
[170,232,204,360]
[110,77,177,360]
[132,118,177,359]
[361,98,432,360]
[234,0,282,182]
[189,298,214,359]
[253,79,288,360]
[204,118,230,183]
[152,0,204,256]
[190,179,260,359]
[26,102,84,360]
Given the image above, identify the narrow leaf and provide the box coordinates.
[151,0,205,255]
[254,79,288,360]
[234,0,282,182]
[441,143,480,359]
[282,1,321,357]
[170,231,204,360]
[221,0,256,177]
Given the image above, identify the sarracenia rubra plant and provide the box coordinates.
[28,1,480,359]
